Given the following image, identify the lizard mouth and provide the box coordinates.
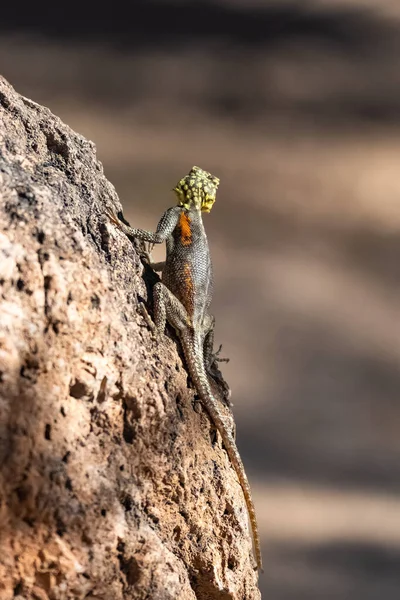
[201,199,215,213]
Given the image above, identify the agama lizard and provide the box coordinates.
[107,166,262,571]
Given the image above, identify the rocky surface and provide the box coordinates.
[0,76,260,600]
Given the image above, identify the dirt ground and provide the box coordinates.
[2,1,400,597]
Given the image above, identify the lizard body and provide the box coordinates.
[107,166,262,571]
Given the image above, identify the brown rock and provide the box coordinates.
[0,76,260,600]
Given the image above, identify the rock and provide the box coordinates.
[0,75,260,600]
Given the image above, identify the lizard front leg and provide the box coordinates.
[107,208,168,271]
[106,205,180,245]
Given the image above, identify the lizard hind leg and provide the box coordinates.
[203,315,232,406]
[152,282,190,335]
[203,315,230,369]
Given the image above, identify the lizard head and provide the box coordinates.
[173,166,220,213]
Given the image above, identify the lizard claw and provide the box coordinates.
[213,344,230,364]
[105,206,122,228]
[140,249,153,264]
[139,302,157,335]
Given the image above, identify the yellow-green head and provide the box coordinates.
[173,166,220,213]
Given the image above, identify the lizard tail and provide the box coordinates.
[180,329,263,572]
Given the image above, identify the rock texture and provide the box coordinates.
[0,76,260,600]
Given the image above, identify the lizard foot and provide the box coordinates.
[138,302,157,335]
[206,344,231,405]
[212,343,230,364]
[105,206,122,228]
[140,248,155,265]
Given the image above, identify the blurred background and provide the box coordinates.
[2,1,400,597]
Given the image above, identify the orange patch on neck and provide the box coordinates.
[179,211,192,246]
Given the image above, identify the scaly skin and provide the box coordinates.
[107,166,262,571]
